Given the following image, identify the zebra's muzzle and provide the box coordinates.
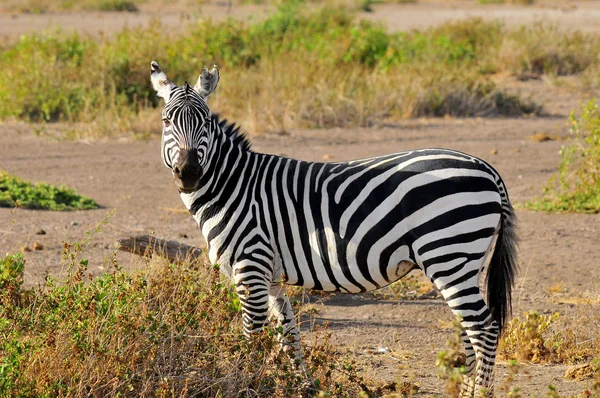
[173,148,201,193]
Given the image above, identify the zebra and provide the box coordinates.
[150,61,518,397]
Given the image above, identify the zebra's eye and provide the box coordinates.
[163,118,171,127]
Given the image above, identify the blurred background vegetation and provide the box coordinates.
[0,0,598,138]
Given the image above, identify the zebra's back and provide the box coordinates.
[266,148,504,293]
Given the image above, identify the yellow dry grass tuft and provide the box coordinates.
[499,303,600,366]
[547,281,566,294]
[529,132,563,142]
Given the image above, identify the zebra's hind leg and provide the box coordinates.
[430,265,498,397]
[459,331,476,397]
[465,319,499,397]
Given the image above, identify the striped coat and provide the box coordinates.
[151,61,518,397]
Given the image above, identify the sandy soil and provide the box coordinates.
[2,109,599,394]
[1,1,599,395]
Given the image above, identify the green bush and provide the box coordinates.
[527,99,600,212]
[94,0,139,11]
[0,171,98,211]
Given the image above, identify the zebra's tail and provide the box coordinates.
[486,200,519,334]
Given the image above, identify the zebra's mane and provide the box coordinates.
[213,114,252,152]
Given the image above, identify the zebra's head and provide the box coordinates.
[150,61,220,193]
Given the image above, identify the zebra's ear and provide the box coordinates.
[151,61,176,102]
[194,65,219,100]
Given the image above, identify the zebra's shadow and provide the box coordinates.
[297,293,448,332]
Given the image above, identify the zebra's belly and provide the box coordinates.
[278,211,501,293]
[281,254,416,293]
[277,228,418,293]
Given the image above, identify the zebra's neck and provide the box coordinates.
[178,116,258,231]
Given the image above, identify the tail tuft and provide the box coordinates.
[486,203,519,334]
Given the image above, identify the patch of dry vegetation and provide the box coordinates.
[0,219,375,397]
[1,2,599,138]
[499,306,600,366]
[435,305,600,397]
[497,24,600,76]
[371,272,434,300]
[496,305,600,396]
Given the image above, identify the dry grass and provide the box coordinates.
[497,24,600,76]
[529,131,563,142]
[1,3,599,139]
[434,304,600,397]
[499,302,600,365]
[371,272,434,300]
[214,58,522,133]
[0,216,378,397]
[547,281,566,294]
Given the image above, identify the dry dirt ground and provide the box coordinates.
[1,1,600,396]
[2,112,599,395]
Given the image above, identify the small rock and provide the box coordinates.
[490,149,498,155]
[417,288,441,299]
[361,346,391,355]
[21,246,32,253]
[71,221,78,226]
[516,72,541,82]
[36,229,46,235]
[323,154,332,160]
[33,242,43,251]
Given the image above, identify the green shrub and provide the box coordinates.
[93,0,139,11]
[0,171,98,211]
[0,254,26,306]
[527,99,600,213]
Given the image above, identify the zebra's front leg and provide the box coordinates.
[234,273,270,338]
[267,283,303,365]
[268,283,315,391]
